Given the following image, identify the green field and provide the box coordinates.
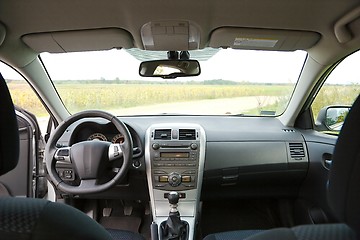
[7,81,360,119]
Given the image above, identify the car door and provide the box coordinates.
[293,50,360,225]
[0,62,49,198]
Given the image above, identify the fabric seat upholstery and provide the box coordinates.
[0,73,144,240]
[0,197,114,240]
[203,224,356,240]
[204,94,360,240]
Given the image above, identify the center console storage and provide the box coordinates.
[145,123,206,240]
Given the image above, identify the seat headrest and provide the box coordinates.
[328,94,360,235]
[0,73,19,175]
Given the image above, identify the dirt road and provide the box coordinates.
[111,96,277,115]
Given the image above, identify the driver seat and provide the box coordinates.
[0,73,144,240]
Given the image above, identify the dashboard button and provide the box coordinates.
[182,176,191,182]
[58,149,70,156]
[159,176,169,182]
[154,163,164,167]
[132,160,141,168]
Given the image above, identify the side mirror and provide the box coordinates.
[315,106,351,132]
[139,60,200,79]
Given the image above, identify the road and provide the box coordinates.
[111,96,277,115]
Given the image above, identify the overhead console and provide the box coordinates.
[145,123,206,240]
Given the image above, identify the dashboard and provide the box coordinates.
[54,115,310,201]
[49,115,317,240]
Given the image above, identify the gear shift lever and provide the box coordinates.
[168,191,180,213]
[159,192,189,240]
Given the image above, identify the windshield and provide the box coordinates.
[41,48,307,116]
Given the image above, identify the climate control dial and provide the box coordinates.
[168,172,182,187]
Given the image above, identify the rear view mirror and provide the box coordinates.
[315,106,351,133]
[139,60,200,79]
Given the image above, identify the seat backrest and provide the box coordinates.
[0,73,19,175]
[328,94,360,236]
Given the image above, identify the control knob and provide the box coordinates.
[152,143,160,150]
[190,143,198,150]
[168,172,182,187]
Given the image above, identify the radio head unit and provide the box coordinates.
[149,128,201,191]
[145,123,206,240]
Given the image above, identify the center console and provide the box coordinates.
[145,123,206,240]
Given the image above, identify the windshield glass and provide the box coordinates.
[41,48,307,116]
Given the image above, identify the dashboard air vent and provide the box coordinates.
[154,129,171,140]
[179,129,196,140]
[289,143,305,159]
[283,129,295,133]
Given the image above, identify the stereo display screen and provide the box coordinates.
[160,152,189,158]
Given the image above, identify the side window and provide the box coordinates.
[0,62,49,135]
[312,51,360,134]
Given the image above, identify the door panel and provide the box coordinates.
[295,130,337,224]
[0,107,46,198]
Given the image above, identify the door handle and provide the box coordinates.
[323,153,333,170]
[324,159,332,169]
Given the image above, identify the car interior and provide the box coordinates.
[0,0,360,239]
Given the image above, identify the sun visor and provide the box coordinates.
[209,28,321,51]
[22,28,134,53]
[0,23,6,46]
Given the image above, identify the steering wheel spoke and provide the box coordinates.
[108,143,124,161]
[54,147,72,163]
[79,179,98,189]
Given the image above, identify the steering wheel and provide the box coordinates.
[45,110,133,194]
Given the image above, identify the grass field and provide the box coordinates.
[8,82,292,116]
[312,85,360,119]
[7,81,360,119]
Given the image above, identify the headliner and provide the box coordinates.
[0,0,360,66]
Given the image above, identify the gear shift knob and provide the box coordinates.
[168,191,179,205]
[160,191,189,240]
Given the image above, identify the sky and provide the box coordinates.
[1,48,360,85]
[39,48,307,84]
[326,52,360,84]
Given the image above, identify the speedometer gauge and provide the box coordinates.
[87,133,107,141]
[112,134,124,144]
